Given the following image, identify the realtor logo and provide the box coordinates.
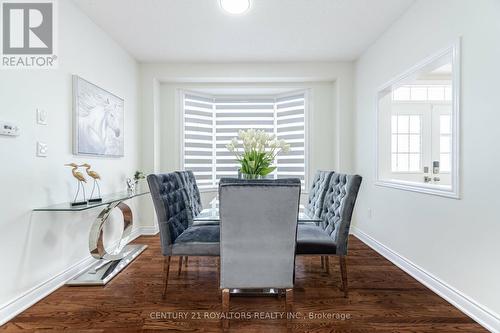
[1,0,57,68]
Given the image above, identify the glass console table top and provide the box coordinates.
[33,191,149,212]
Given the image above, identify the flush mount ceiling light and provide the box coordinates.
[220,0,251,15]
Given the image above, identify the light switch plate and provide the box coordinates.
[37,108,47,125]
[37,142,48,157]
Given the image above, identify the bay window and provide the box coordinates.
[182,91,307,190]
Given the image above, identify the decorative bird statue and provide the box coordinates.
[65,163,87,206]
[80,163,102,203]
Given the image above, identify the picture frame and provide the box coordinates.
[73,75,124,157]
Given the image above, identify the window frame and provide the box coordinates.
[179,89,310,192]
[392,84,452,102]
[375,39,461,199]
[390,113,423,173]
[437,113,452,174]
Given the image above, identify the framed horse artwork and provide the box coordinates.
[73,75,124,157]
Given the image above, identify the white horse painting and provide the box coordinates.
[74,76,124,156]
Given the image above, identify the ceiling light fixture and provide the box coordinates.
[220,0,251,15]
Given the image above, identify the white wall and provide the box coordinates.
[140,62,354,223]
[0,0,142,321]
[353,0,500,326]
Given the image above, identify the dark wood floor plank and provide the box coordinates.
[1,235,486,332]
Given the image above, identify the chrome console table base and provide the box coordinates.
[33,191,150,287]
[67,198,147,286]
[67,244,147,286]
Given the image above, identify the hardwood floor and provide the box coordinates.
[1,235,485,332]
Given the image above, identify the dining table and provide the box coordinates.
[194,207,321,224]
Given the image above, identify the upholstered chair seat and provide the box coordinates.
[172,225,220,256]
[296,224,337,254]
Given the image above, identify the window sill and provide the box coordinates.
[375,179,459,199]
[390,171,424,174]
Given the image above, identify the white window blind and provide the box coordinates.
[276,94,306,187]
[183,94,215,189]
[215,97,276,181]
[182,92,307,190]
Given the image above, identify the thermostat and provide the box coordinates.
[0,122,20,136]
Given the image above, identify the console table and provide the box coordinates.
[33,191,149,286]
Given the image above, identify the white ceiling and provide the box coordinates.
[72,0,414,63]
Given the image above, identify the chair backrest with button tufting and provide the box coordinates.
[147,172,193,255]
[176,170,203,216]
[319,173,362,255]
[304,171,334,219]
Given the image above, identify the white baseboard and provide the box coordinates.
[351,226,500,333]
[0,255,96,327]
[137,225,159,235]
[0,226,149,327]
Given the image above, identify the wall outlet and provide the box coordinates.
[37,142,48,157]
[37,108,48,125]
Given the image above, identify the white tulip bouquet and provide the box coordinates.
[226,129,290,178]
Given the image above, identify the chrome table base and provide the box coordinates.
[67,200,147,286]
[67,244,147,286]
[229,288,280,296]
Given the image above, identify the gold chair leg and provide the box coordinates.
[339,256,348,298]
[162,256,171,298]
[216,257,221,288]
[325,256,330,275]
[285,288,293,314]
[222,288,230,312]
[178,256,183,276]
[222,288,230,329]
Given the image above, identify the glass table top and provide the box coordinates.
[194,208,321,223]
[33,191,149,212]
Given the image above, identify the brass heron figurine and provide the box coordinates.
[80,163,102,202]
[65,163,87,206]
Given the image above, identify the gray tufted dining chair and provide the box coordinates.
[296,173,362,297]
[147,172,220,297]
[219,178,301,313]
[304,170,334,220]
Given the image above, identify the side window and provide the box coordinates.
[391,114,422,172]
[376,41,460,198]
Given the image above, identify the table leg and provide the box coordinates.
[67,201,147,286]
